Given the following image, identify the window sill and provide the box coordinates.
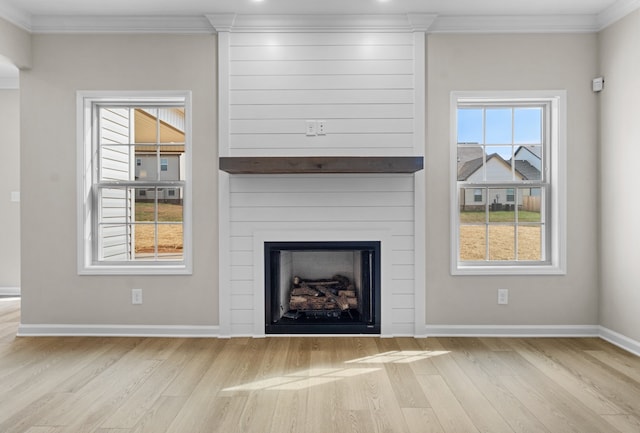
[452,264,566,276]
[79,264,192,276]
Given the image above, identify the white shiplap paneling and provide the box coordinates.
[228,32,415,156]
[217,22,425,336]
[228,174,415,335]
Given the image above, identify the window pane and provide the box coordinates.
[99,224,131,261]
[457,146,483,181]
[134,145,157,181]
[485,108,512,144]
[459,188,485,217]
[514,145,542,181]
[518,188,542,222]
[459,225,486,261]
[100,145,133,182]
[99,188,130,224]
[488,188,515,221]
[518,224,542,261]
[457,108,483,144]
[134,192,156,222]
[134,108,158,144]
[488,225,515,260]
[99,107,131,145]
[158,195,183,223]
[159,107,186,144]
[98,187,132,261]
[134,223,156,260]
[158,224,184,260]
[484,146,514,181]
[514,107,542,144]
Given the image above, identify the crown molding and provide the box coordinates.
[0,2,31,31]
[208,14,436,32]
[29,15,215,34]
[430,14,599,34]
[597,0,640,29]
[0,6,638,35]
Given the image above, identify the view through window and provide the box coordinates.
[455,100,549,265]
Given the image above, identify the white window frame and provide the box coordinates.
[450,90,566,275]
[77,90,192,275]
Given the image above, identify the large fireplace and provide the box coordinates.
[265,241,381,334]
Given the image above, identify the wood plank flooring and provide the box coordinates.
[1,297,640,433]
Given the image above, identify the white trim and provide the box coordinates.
[449,90,567,276]
[30,15,214,34]
[430,14,599,34]
[597,0,640,30]
[7,12,637,35]
[0,287,20,296]
[412,31,426,336]
[208,14,436,33]
[17,323,219,338]
[423,324,600,338]
[0,2,32,32]
[599,326,640,357]
[76,90,193,276]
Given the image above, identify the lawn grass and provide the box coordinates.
[460,210,541,223]
[134,201,183,254]
[135,201,183,222]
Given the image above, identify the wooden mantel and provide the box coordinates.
[219,156,424,174]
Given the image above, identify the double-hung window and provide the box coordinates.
[77,91,192,274]
[451,91,566,275]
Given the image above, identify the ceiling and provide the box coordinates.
[0,0,638,85]
[0,0,622,17]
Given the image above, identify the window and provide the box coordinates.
[451,91,566,275]
[77,91,192,274]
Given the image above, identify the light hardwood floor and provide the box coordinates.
[1,297,640,433]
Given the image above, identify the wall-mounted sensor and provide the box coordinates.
[592,77,604,92]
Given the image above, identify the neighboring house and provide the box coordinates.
[135,150,183,203]
[133,108,185,203]
[458,147,542,211]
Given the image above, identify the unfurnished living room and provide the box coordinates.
[1,0,639,432]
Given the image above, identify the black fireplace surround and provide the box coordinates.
[265,241,381,334]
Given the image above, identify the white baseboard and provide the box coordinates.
[17,323,220,338]
[0,287,20,296]
[598,326,640,357]
[422,324,600,338]
[14,323,640,357]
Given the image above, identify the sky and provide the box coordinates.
[457,107,542,159]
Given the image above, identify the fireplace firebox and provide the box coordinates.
[265,241,381,334]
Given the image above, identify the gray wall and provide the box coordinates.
[20,34,218,325]
[0,89,20,289]
[598,10,640,342]
[425,33,600,326]
[0,17,27,291]
[11,29,618,335]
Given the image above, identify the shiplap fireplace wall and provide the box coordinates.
[211,14,430,336]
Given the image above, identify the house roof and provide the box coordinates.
[457,153,541,181]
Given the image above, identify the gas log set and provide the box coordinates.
[287,275,358,318]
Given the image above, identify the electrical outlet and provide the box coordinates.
[305,120,317,136]
[132,288,143,305]
[317,120,326,135]
[497,288,509,305]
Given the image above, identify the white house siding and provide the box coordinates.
[228,174,416,335]
[228,32,415,156]
[99,107,133,260]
